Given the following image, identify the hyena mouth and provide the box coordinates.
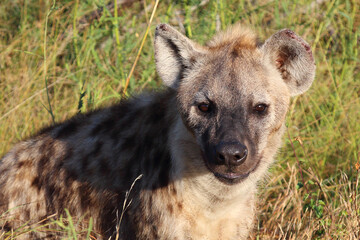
[201,151,258,184]
[213,171,250,184]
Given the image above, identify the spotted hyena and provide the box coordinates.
[0,23,315,239]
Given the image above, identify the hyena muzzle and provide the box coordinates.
[0,23,315,239]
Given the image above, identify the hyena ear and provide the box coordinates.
[261,29,316,96]
[155,24,204,89]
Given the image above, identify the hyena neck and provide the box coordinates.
[169,118,257,210]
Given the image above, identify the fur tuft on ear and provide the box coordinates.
[154,24,204,89]
[261,29,316,96]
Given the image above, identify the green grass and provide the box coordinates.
[0,0,359,239]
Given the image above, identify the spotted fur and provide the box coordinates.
[0,24,315,239]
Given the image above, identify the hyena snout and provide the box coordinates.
[215,142,248,167]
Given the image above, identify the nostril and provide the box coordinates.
[217,153,225,161]
[234,148,247,164]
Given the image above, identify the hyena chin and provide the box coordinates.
[0,23,315,239]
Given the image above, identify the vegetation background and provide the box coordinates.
[0,0,359,239]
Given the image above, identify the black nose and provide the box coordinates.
[215,142,248,166]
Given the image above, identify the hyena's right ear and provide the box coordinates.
[155,24,205,89]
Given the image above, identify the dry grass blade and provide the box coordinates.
[115,174,143,240]
[117,0,160,95]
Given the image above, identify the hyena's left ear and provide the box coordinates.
[261,29,316,96]
[155,24,205,89]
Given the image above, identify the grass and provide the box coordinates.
[0,0,359,239]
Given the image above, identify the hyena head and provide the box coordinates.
[155,24,315,184]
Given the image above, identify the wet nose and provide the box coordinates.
[215,142,248,166]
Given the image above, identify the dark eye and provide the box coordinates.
[198,103,211,113]
[254,104,268,113]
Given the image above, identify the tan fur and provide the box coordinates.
[207,24,258,50]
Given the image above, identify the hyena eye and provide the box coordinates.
[198,103,211,113]
[254,104,268,113]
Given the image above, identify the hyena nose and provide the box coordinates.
[215,142,248,166]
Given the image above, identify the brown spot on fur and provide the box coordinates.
[31,177,41,191]
[189,56,196,65]
[231,49,239,58]
[269,124,283,137]
[170,185,177,196]
[79,184,93,211]
[151,224,159,239]
[9,191,17,199]
[24,210,30,219]
[167,203,174,214]
[177,202,183,210]
[17,160,32,168]
[1,223,11,232]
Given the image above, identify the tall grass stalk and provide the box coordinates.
[43,0,57,123]
[118,0,160,95]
